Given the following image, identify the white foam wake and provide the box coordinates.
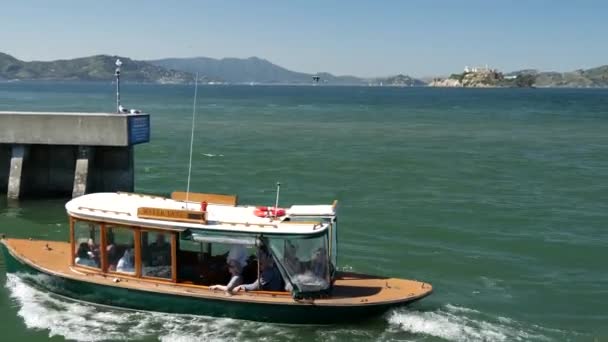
[201,153,224,158]
[5,274,567,342]
[386,304,555,342]
[4,274,290,342]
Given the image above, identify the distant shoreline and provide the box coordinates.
[3,79,608,89]
[3,52,608,88]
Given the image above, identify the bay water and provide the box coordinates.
[0,82,606,341]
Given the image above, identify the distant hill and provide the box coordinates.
[148,56,369,85]
[509,66,608,87]
[429,65,608,88]
[371,74,426,87]
[0,51,425,86]
[0,53,192,84]
[6,51,605,88]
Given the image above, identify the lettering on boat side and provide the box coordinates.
[137,207,206,223]
[187,213,204,220]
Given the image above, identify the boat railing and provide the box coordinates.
[117,191,171,200]
[281,221,324,230]
[217,220,278,228]
[78,206,132,216]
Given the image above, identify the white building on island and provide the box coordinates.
[464,64,495,73]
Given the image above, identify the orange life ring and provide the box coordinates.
[254,206,286,218]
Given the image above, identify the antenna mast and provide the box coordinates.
[186,73,199,205]
[274,182,281,219]
[115,59,122,113]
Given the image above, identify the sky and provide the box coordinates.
[1,0,607,78]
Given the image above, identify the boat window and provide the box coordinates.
[179,239,202,253]
[141,231,172,279]
[73,220,101,269]
[268,234,330,294]
[105,226,135,275]
[177,236,257,286]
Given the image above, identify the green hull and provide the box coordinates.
[1,242,419,324]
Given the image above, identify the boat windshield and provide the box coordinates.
[267,233,330,295]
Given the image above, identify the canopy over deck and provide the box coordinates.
[66,192,336,236]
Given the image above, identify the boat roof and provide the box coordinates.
[66,192,336,236]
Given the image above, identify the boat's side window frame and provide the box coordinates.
[103,225,141,277]
[70,217,178,283]
[329,217,338,280]
[70,216,103,271]
[138,228,178,283]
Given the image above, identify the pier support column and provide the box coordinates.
[7,145,27,200]
[72,146,93,198]
[0,144,9,194]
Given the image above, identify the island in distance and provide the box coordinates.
[1,52,607,88]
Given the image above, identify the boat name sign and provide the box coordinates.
[137,207,206,224]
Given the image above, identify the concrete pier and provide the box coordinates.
[0,111,149,199]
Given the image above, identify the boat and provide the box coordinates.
[0,190,432,324]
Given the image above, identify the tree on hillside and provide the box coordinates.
[515,74,536,88]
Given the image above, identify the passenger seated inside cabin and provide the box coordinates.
[208,259,243,294]
[284,241,305,274]
[177,239,262,286]
[148,233,171,267]
[116,248,135,273]
[311,248,328,278]
[234,246,283,292]
[75,242,98,267]
[281,241,330,293]
[105,232,119,269]
[227,244,248,270]
[142,232,172,279]
[87,238,100,262]
[105,227,135,271]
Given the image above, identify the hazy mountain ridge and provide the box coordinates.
[148,57,371,85]
[2,52,607,87]
[149,56,304,83]
[370,74,426,86]
[1,52,401,85]
[508,66,608,87]
[0,52,192,83]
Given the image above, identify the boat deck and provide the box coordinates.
[3,238,433,306]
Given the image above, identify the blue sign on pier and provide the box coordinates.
[127,114,150,145]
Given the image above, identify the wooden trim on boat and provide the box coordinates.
[69,216,75,266]
[134,228,142,278]
[171,191,238,206]
[331,200,339,211]
[100,223,107,272]
[171,232,177,283]
[139,274,177,284]
[72,264,102,273]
